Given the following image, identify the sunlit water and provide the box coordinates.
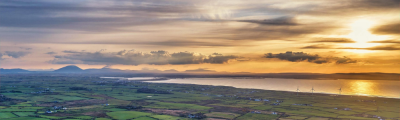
[145,78,400,98]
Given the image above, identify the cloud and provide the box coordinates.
[369,40,400,44]
[142,40,249,47]
[0,0,207,33]
[296,0,400,16]
[301,44,333,49]
[63,50,83,53]
[335,57,357,64]
[370,22,400,35]
[199,21,335,41]
[184,68,216,73]
[311,38,355,43]
[50,50,238,65]
[365,45,400,50]
[302,44,400,51]
[164,69,179,72]
[19,47,32,50]
[69,40,249,47]
[339,45,400,51]
[3,51,30,58]
[45,52,57,55]
[363,45,400,50]
[204,53,239,64]
[265,51,320,62]
[264,51,357,64]
[237,17,298,26]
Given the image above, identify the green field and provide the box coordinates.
[0,112,18,119]
[0,75,399,120]
[106,111,152,119]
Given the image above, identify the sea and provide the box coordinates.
[102,77,400,98]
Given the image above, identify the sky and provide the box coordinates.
[0,0,399,73]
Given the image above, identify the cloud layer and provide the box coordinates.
[0,51,30,59]
[264,51,357,64]
[50,50,238,65]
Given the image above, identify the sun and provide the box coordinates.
[342,19,389,53]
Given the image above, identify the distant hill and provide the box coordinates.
[0,65,399,80]
[54,65,84,72]
[0,68,30,73]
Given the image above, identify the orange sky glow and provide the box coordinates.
[0,0,399,73]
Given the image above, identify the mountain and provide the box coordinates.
[85,67,129,73]
[54,65,84,72]
[0,68,30,73]
[0,65,399,80]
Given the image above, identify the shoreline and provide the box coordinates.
[142,79,400,100]
[101,76,400,99]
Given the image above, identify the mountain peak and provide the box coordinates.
[54,65,83,72]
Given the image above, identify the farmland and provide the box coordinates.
[0,74,399,120]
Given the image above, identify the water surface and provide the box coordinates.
[147,78,400,98]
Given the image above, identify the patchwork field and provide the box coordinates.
[0,75,399,120]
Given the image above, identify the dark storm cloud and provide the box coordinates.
[264,51,357,64]
[311,38,355,43]
[370,22,400,35]
[237,17,298,26]
[50,50,238,65]
[3,51,30,58]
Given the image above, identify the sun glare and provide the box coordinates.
[342,19,389,53]
[349,81,377,96]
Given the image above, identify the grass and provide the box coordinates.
[106,111,153,120]
[251,105,274,110]
[1,75,400,120]
[205,112,240,119]
[39,115,67,119]
[95,118,111,120]
[0,108,37,112]
[4,117,50,120]
[151,115,185,120]
[104,108,127,111]
[50,95,89,101]
[145,101,212,110]
[13,112,36,117]
[73,116,93,119]
[0,112,18,119]
[95,118,112,120]
[134,117,158,120]
[236,113,279,120]
[285,115,308,119]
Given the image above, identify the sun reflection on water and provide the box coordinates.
[349,81,377,96]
